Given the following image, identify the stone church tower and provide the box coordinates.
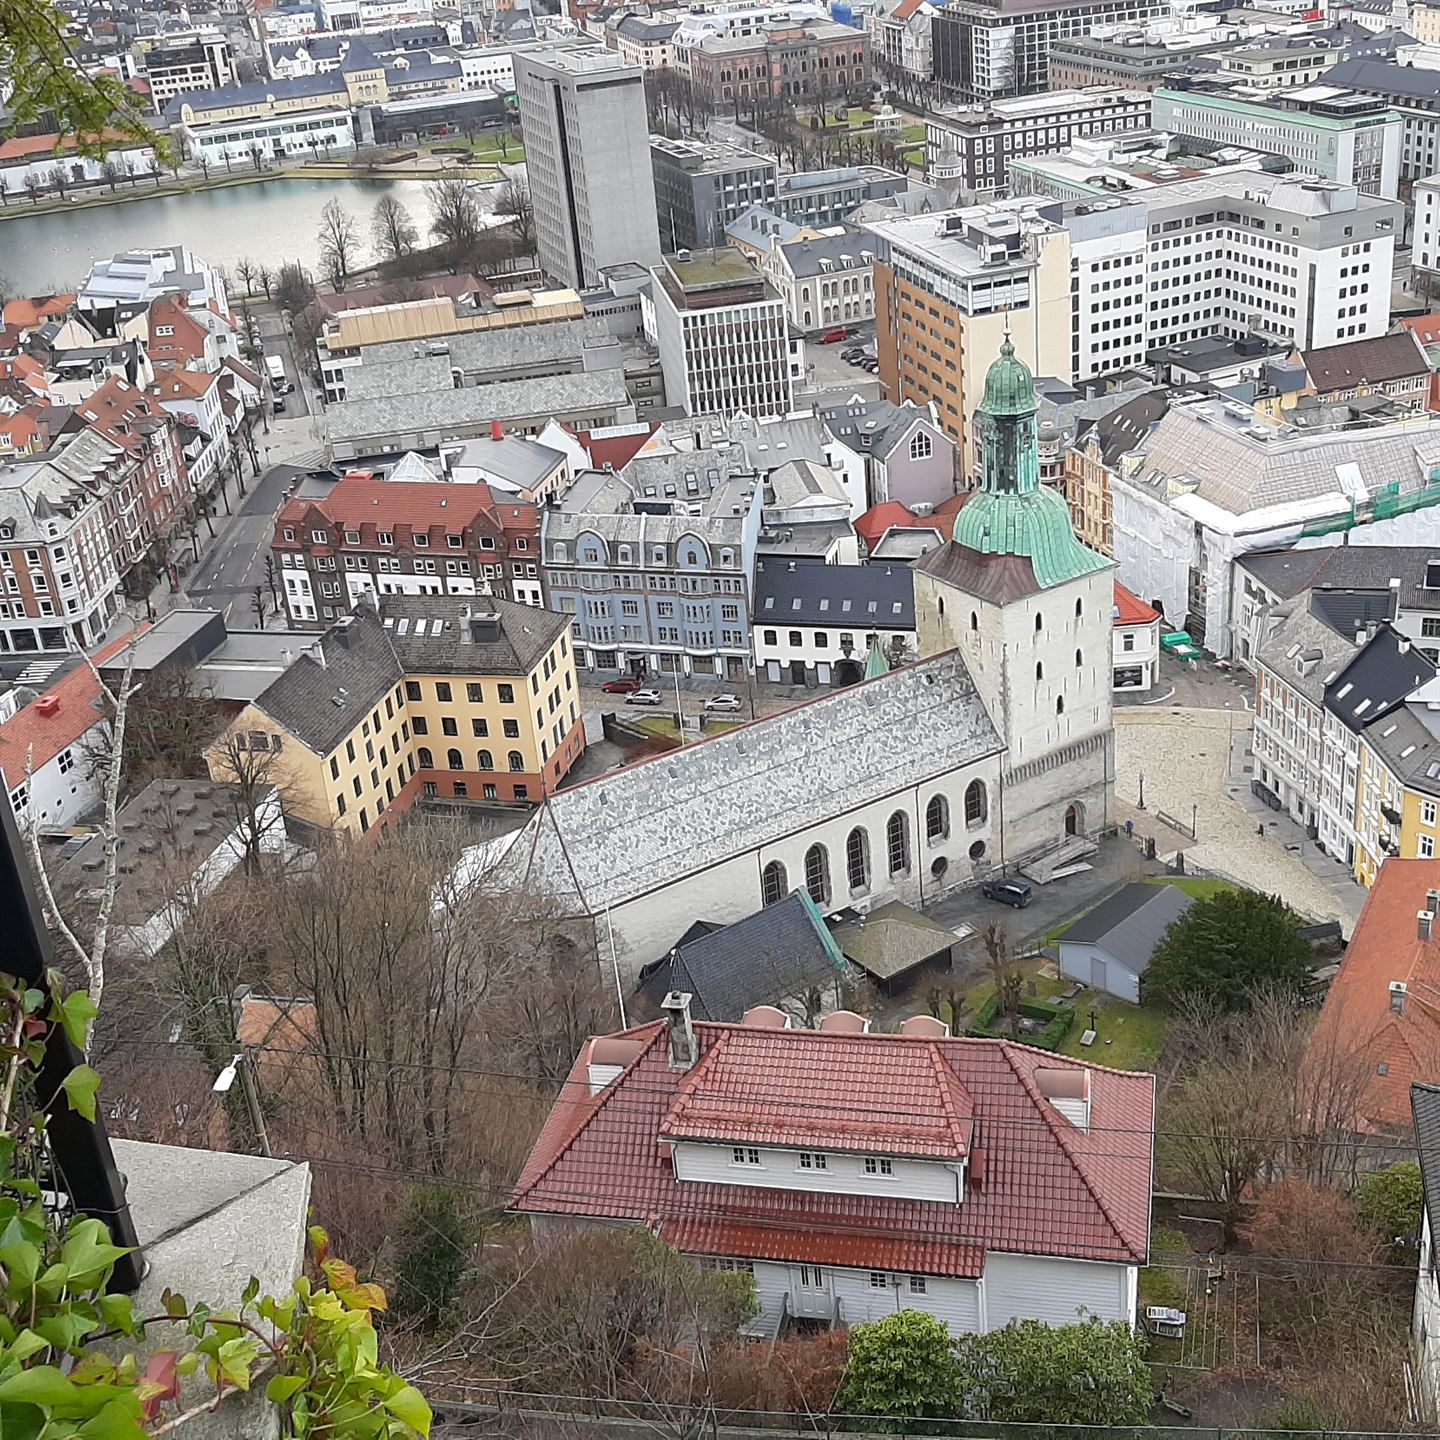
[914,333,1115,864]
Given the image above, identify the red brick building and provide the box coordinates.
[61,375,191,586]
[688,20,871,107]
[271,474,543,627]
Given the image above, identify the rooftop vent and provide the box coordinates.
[1035,1067,1091,1132]
[740,1004,791,1029]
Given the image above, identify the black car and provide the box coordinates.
[981,880,1032,909]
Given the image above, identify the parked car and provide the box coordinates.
[625,689,664,706]
[601,676,642,693]
[818,327,849,343]
[840,347,865,362]
[981,880,1032,909]
[703,694,742,712]
[846,351,872,367]
[860,358,880,373]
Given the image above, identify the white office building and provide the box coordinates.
[515,47,661,291]
[646,249,797,418]
[1064,171,1400,378]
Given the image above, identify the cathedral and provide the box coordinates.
[499,336,1116,980]
[914,330,1116,862]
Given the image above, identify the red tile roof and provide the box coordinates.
[0,630,148,786]
[146,296,211,369]
[0,130,140,163]
[513,1022,1154,1277]
[855,495,969,551]
[1308,858,1440,1133]
[277,476,539,546]
[1402,314,1440,347]
[1113,581,1159,627]
[2,294,74,330]
[78,376,168,457]
[577,423,663,471]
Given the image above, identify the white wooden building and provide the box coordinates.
[513,1000,1155,1341]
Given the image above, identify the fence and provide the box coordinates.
[426,1388,1433,1440]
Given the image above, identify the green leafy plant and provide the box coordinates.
[1356,1161,1425,1253]
[836,1310,963,1420]
[391,1183,475,1327]
[1,0,173,161]
[0,969,431,1438]
[1142,889,1310,1012]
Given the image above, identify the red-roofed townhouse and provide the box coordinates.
[1112,581,1160,692]
[0,629,145,826]
[0,407,45,459]
[1306,859,1440,1137]
[150,364,228,494]
[1401,313,1440,412]
[63,375,192,581]
[0,355,51,409]
[271,476,542,627]
[2,294,76,334]
[513,1002,1155,1341]
[145,295,218,374]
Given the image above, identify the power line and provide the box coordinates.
[98,1032,1422,1157]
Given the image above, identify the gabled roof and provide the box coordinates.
[1060,882,1192,978]
[512,1020,1155,1276]
[250,610,402,757]
[633,889,848,1021]
[506,649,1003,915]
[1237,545,1440,613]
[378,593,570,676]
[1309,859,1440,1133]
[854,495,967,552]
[0,629,145,787]
[1324,623,1434,733]
[1302,332,1429,393]
[1113,581,1159,627]
[754,556,914,629]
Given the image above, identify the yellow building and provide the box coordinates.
[1353,725,1440,887]
[206,597,583,838]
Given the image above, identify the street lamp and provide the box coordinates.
[1137,771,1146,811]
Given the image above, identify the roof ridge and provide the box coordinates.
[999,1042,1146,1263]
[511,1022,667,1205]
[926,1043,972,1154]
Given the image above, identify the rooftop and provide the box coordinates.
[378,593,570,676]
[753,556,915,629]
[512,1018,1155,1276]
[504,650,1003,914]
[1060,882,1193,978]
[1302,332,1430,392]
[1308,859,1440,1133]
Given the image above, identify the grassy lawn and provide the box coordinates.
[425,137,524,164]
[937,948,1170,1070]
[1143,874,1239,900]
[633,716,740,740]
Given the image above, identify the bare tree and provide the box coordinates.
[234,255,259,297]
[371,193,420,263]
[25,640,140,1050]
[982,919,1022,1029]
[274,260,315,318]
[256,263,273,300]
[494,176,534,254]
[428,178,483,273]
[207,733,288,874]
[316,197,361,290]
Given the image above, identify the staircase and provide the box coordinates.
[1020,834,1099,885]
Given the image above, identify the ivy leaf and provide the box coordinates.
[0,1399,45,1440]
[139,1351,180,1419]
[215,1335,262,1392]
[338,1282,388,1313]
[98,1293,137,1337]
[381,1383,432,1434]
[5,1329,49,1364]
[56,994,98,1050]
[160,1288,188,1319]
[265,1373,308,1405]
[76,1396,150,1438]
[0,1240,40,1292]
[60,1065,101,1122]
[308,1225,330,1267]
[321,1258,357,1291]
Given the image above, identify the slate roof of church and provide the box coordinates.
[505,649,1003,913]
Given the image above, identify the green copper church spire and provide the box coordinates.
[950,328,1109,589]
[864,633,889,680]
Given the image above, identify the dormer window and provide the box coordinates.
[797,1151,827,1170]
[863,1155,894,1176]
[731,1146,762,1166]
[413,534,429,547]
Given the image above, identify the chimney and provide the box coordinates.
[660,991,696,1069]
[1428,888,1440,914]
[491,420,503,441]
[1421,911,1436,942]
[1392,979,1410,1013]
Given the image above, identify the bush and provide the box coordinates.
[835,1310,962,1419]
[1142,889,1310,1012]
[1356,1161,1424,1252]
[955,1319,1154,1426]
[968,996,1075,1050]
[391,1183,475,1325]
[1258,1396,1335,1431]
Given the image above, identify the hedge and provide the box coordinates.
[967,996,1075,1050]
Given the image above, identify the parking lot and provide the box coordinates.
[802,322,881,398]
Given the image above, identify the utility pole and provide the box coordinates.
[213,1050,272,1158]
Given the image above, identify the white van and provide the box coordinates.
[265,355,292,393]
